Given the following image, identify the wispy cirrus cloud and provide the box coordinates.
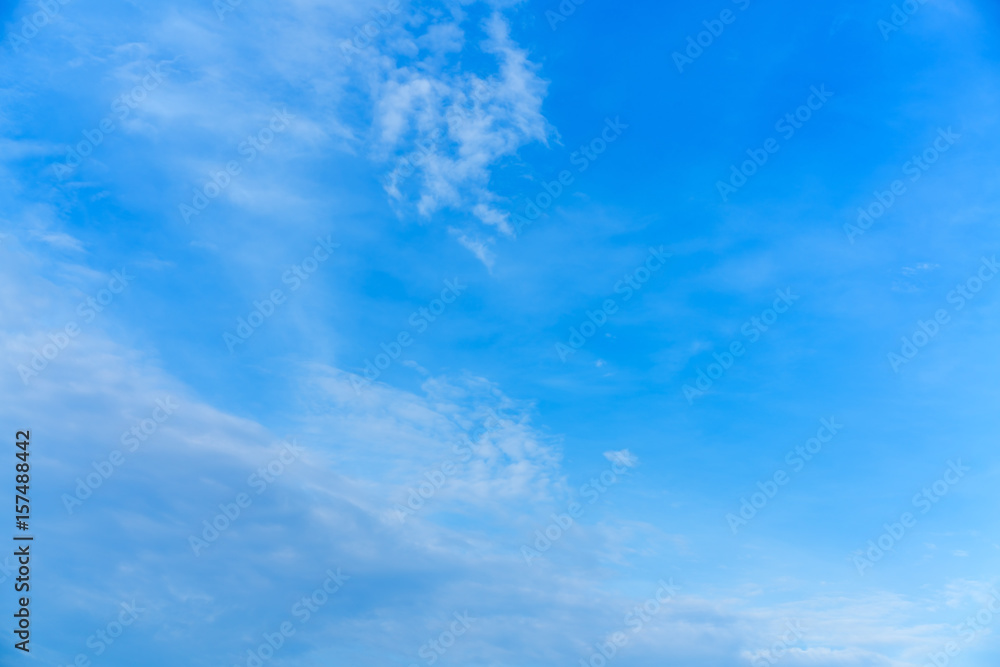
[352,7,550,257]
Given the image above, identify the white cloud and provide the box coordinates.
[452,227,497,270]
[0,238,984,667]
[356,7,550,260]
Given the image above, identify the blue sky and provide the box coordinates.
[2,0,1000,665]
